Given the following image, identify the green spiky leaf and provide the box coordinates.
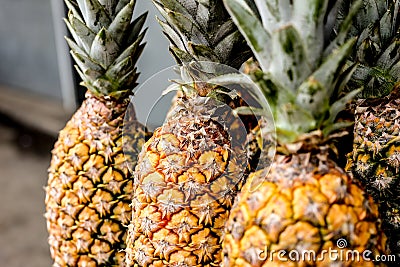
[337,0,400,98]
[297,38,356,114]
[225,0,362,144]
[323,88,361,133]
[113,33,145,66]
[127,12,148,44]
[64,16,96,54]
[223,0,271,70]
[115,0,131,15]
[64,0,147,99]
[98,0,117,16]
[64,0,84,22]
[154,0,251,69]
[325,0,362,56]
[155,0,191,18]
[188,43,219,62]
[254,0,292,30]
[90,28,120,68]
[108,0,134,45]
[292,0,328,66]
[166,10,209,46]
[213,21,236,44]
[270,25,311,92]
[70,51,104,79]
[76,0,111,32]
[66,37,104,71]
[106,56,133,81]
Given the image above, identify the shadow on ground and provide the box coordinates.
[0,113,56,267]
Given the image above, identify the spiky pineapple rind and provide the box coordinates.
[126,96,248,266]
[223,152,387,267]
[46,92,146,266]
[347,88,400,258]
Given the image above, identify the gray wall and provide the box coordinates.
[136,1,175,83]
[0,0,174,108]
[0,0,61,99]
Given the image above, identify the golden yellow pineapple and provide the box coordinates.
[224,152,387,267]
[124,0,253,266]
[222,0,388,266]
[126,95,249,266]
[340,0,400,257]
[45,0,147,266]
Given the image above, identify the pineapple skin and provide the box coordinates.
[125,96,247,267]
[347,90,400,258]
[223,152,388,267]
[45,92,145,267]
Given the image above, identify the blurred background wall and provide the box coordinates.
[0,0,62,99]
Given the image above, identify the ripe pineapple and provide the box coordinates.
[222,0,388,266]
[124,0,253,266]
[342,0,400,257]
[44,0,147,266]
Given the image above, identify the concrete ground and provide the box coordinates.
[0,117,54,267]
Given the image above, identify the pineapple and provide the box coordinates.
[341,0,400,257]
[124,0,253,266]
[221,0,388,266]
[44,0,147,266]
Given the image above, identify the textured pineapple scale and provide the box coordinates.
[46,94,145,266]
[126,97,248,267]
[223,153,388,267]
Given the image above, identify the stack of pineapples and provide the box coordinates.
[45,0,399,266]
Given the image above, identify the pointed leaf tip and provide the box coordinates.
[223,0,271,71]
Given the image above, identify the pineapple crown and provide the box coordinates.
[224,0,362,146]
[153,0,252,70]
[64,0,147,100]
[336,0,400,98]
